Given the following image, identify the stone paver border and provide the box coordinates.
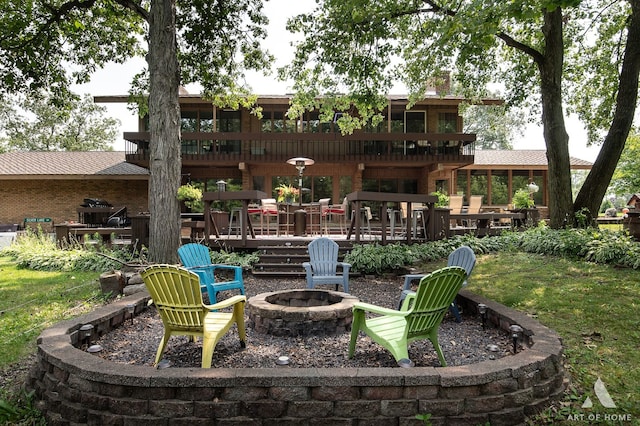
[27,289,565,425]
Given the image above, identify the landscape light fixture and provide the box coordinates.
[126,303,136,325]
[509,324,524,354]
[286,157,314,207]
[216,180,227,193]
[79,324,94,348]
[477,303,488,329]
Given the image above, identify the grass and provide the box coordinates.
[0,256,103,366]
[454,252,639,423]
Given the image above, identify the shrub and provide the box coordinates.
[2,228,141,272]
[512,188,534,209]
[210,249,259,269]
[344,243,418,274]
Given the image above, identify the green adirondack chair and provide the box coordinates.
[348,266,467,367]
[141,264,246,368]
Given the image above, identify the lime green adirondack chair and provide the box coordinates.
[348,266,466,367]
[141,264,246,368]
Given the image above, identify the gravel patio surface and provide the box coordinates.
[95,274,513,369]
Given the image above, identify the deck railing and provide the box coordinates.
[124,131,476,164]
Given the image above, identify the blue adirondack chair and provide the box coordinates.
[446,245,476,321]
[177,243,245,304]
[302,237,351,293]
[349,266,467,367]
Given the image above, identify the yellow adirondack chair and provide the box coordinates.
[140,264,246,368]
[348,266,466,367]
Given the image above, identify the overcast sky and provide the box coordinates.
[74,0,601,162]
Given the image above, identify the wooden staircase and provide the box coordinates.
[251,241,352,278]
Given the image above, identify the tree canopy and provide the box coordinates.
[461,102,524,150]
[0,93,119,152]
[282,0,640,227]
[1,0,273,262]
[611,132,640,196]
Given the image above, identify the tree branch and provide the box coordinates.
[497,31,545,64]
[113,0,149,22]
[392,0,546,65]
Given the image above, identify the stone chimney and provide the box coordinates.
[427,71,451,95]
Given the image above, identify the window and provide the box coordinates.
[181,110,198,132]
[438,113,458,133]
[405,111,426,133]
[217,110,241,154]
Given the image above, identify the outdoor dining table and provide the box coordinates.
[203,190,267,246]
[345,191,438,244]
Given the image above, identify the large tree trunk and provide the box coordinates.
[147,0,181,263]
[574,0,640,218]
[538,8,573,228]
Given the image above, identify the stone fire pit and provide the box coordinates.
[247,289,359,337]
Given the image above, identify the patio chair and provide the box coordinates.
[348,266,466,367]
[463,195,483,227]
[260,198,279,235]
[398,245,476,322]
[400,202,427,238]
[449,195,464,228]
[318,198,331,234]
[140,264,246,368]
[177,243,245,304]
[303,237,351,293]
[324,197,348,234]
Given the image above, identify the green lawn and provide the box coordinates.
[460,253,639,423]
[0,256,103,366]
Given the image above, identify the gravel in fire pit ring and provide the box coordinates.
[95,274,514,368]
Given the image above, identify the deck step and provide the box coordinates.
[250,241,350,276]
[251,270,306,278]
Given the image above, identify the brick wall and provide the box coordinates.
[0,179,148,229]
[28,290,566,425]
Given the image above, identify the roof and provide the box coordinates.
[0,151,149,180]
[94,93,504,107]
[467,150,592,169]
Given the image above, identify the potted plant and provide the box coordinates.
[512,188,539,226]
[275,184,299,204]
[512,188,534,210]
[430,190,450,208]
[177,184,203,212]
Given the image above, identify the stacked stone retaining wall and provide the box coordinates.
[27,290,566,425]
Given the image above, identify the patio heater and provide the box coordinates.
[286,157,315,236]
[527,181,539,204]
[287,157,315,207]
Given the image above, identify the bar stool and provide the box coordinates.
[227,207,243,236]
[412,207,427,239]
[305,203,322,235]
[278,205,294,236]
[387,208,404,238]
[351,206,372,238]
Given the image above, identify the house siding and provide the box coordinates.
[0,180,148,229]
